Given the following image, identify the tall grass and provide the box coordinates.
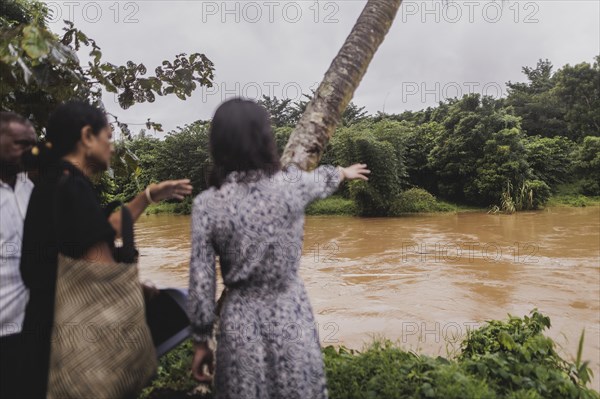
[490,180,551,214]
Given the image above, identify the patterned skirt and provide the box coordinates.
[214,276,328,399]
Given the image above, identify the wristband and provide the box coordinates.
[145,185,158,204]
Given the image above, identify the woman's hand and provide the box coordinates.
[148,179,193,202]
[339,163,370,181]
[113,179,193,231]
[191,341,214,383]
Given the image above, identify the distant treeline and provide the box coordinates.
[106,57,600,216]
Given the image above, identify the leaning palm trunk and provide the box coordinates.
[281,0,403,170]
[215,0,403,335]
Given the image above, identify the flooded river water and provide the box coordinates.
[135,206,600,390]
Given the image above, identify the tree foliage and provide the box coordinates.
[114,54,599,215]
[506,57,600,142]
[0,0,215,134]
[259,93,369,129]
[572,136,600,195]
[524,135,576,189]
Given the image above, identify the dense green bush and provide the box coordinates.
[521,180,551,209]
[524,135,576,190]
[428,95,525,205]
[468,128,532,206]
[460,310,597,399]
[398,122,443,194]
[306,196,357,216]
[546,183,600,207]
[389,188,454,215]
[139,311,599,399]
[333,127,405,216]
[324,342,496,399]
[572,136,600,196]
[152,123,211,196]
[110,133,161,202]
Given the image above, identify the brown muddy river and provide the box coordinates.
[135,206,600,390]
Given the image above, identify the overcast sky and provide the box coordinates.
[44,0,600,136]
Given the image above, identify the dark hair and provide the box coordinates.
[0,111,32,135]
[43,101,109,159]
[208,98,281,187]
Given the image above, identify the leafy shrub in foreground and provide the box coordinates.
[139,311,599,399]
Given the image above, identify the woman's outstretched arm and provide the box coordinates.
[108,179,193,237]
[285,163,370,207]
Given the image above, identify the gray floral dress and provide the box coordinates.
[187,164,342,399]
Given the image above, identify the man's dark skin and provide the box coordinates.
[0,120,37,187]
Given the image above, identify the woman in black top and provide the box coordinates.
[19,101,192,398]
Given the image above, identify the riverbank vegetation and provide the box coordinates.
[138,310,599,399]
[108,57,599,216]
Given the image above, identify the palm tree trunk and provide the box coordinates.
[216,0,402,316]
[281,0,403,170]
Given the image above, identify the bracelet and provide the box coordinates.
[145,185,157,204]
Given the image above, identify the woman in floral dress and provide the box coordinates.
[188,98,370,399]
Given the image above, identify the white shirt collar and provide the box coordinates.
[0,172,32,190]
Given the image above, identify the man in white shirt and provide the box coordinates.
[0,111,36,398]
